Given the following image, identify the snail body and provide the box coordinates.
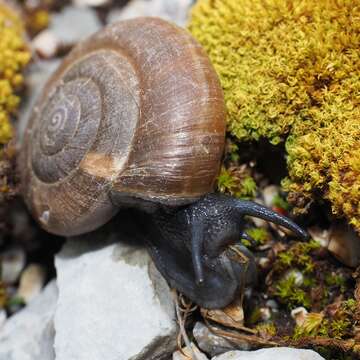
[20,18,307,309]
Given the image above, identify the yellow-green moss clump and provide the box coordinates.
[0,1,30,145]
[189,0,360,232]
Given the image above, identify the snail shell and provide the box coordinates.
[20,17,226,236]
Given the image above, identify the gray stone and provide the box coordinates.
[173,342,209,360]
[108,0,194,27]
[212,348,325,360]
[50,6,101,46]
[16,263,46,304]
[193,322,249,357]
[54,235,177,360]
[328,222,360,267]
[0,280,58,360]
[1,247,26,284]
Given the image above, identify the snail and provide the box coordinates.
[19,17,308,309]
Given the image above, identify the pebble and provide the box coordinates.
[308,226,330,248]
[291,307,308,326]
[73,0,110,6]
[212,348,325,360]
[284,269,304,286]
[262,185,280,208]
[16,263,46,304]
[259,307,271,321]
[193,322,244,357]
[50,6,101,47]
[0,309,7,330]
[328,222,360,267]
[1,247,26,284]
[173,342,209,360]
[107,0,194,26]
[32,30,59,59]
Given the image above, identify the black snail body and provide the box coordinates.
[19,17,308,309]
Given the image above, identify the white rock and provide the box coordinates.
[17,263,46,304]
[1,247,26,284]
[0,309,7,330]
[291,307,308,327]
[193,322,243,357]
[73,0,110,6]
[212,348,325,360]
[0,280,58,360]
[328,222,360,267]
[50,6,101,46]
[55,237,177,360]
[32,30,59,59]
[173,342,209,360]
[284,269,304,286]
[262,185,280,208]
[108,0,193,27]
[308,226,330,248]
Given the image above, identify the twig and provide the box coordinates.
[173,290,202,360]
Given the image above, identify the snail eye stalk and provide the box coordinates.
[230,199,309,241]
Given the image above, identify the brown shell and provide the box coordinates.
[19,17,226,236]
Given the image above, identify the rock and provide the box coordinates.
[212,348,325,360]
[258,307,271,321]
[193,322,243,357]
[284,269,304,286]
[1,247,26,284]
[262,185,280,208]
[328,222,360,267]
[291,307,308,327]
[17,263,46,304]
[173,342,209,360]
[0,309,7,330]
[55,235,177,360]
[308,226,330,248]
[0,280,58,360]
[32,30,59,59]
[73,0,110,6]
[108,0,194,27]
[50,6,101,47]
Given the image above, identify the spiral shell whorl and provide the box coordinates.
[20,18,225,236]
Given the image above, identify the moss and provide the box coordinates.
[272,240,323,308]
[275,240,320,274]
[274,273,312,309]
[217,166,257,199]
[245,227,270,245]
[26,9,50,34]
[0,2,30,204]
[189,0,360,233]
[293,312,328,340]
[272,194,290,212]
[255,322,277,337]
[0,2,30,146]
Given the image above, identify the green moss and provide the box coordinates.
[0,2,30,145]
[272,240,322,308]
[217,166,257,199]
[293,312,329,340]
[255,322,277,337]
[189,0,360,233]
[275,240,320,274]
[272,194,290,212]
[245,227,270,245]
[274,273,311,309]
